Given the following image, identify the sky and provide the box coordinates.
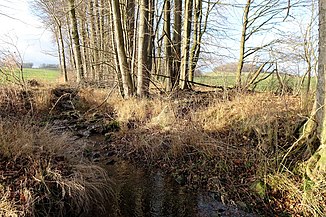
[0,0,58,67]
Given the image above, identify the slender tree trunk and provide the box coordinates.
[68,0,85,83]
[189,0,202,82]
[89,0,100,81]
[173,0,182,86]
[147,0,155,74]
[180,0,193,89]
[137,0,150,97]
[94,0,103,81]
[58,24,68,82]
[164,0,172,91]
[80,12,91,80]
[236,0,251,88]
[111,0,134,97]
[110,8,124,96]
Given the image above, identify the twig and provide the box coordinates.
[49,93,71,114]
[84,82,118,115]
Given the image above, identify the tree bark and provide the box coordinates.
[236,0,251,88]
[111,0,134,97]
[68,0,85,83]
[164,0,172,91]
[89,0,100,80]
[137,0,150,97]
[179,0,193,90]
[189,0,202,82]
[58,23,68,82]
[305,0,326,181]
[173,0,182,86]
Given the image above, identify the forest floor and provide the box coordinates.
[0,83,325,216]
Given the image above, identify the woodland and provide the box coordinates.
[0,0,326,216]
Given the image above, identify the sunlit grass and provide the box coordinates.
[23,68,61,82]
[0,68,61,84]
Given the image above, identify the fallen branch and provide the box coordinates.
[84,82,118,115]
[152,73,228,90]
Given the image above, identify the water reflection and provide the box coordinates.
[94,161,255,217]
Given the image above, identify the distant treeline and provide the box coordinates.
[22,63,59,69]
[23,63,34,68]
[39,64,59,69]
[214,62,263,73]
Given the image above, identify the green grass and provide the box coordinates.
[195,71,317,92]
[0,68,61,84]
[23,68,61,82]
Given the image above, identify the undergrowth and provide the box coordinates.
[0,85,112,217]
[0,84,324,216]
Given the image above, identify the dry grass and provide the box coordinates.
[0,119,112,217]
[0,84,322,216]
[105,91,317,215]
[108,96,166,125]
[196,92,302,132]
[267,171,326,216]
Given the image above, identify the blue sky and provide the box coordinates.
[0,0,58,67]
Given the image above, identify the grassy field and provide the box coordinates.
[195,71,316,92]
[23,68,61,82]
[0,68,61,84]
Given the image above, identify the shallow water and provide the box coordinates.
[90,161,257,217]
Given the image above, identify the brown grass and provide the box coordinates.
[105,91,315,215]
[267,171,326,216]
[0,84,322,216]
[0,118,112,217]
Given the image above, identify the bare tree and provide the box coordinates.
[111,0,134,97]
[179,0,194,89]
[164,0,173,91]
[68,0,85,83]
[137,0,151,97]
[235,0,290,89]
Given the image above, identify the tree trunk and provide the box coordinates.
[236,0,251,88]
[68,0,85,83]
[89,0,100,81]
[173,0,182,86]
[58,23,68,82]
[189,0,202,82]
[179,0,193,90]
[305,0,326,181]
[164,0,172,91]
[110,9,124,97]
[137,0,150,97]
[111,0,134,97]
[80,11,91,80]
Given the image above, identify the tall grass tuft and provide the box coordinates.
[0,119,112,217]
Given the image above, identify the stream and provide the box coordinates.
[90,161,257,217]
[51,117,258,217]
